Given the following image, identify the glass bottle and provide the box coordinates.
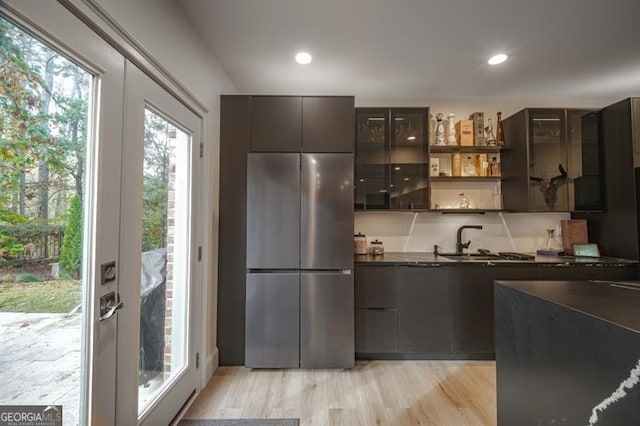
[496,111,504,146]
[452,153,462,177]
[429,113,436,145]
[490,156,501,177]
[485,118,497,146]
[463,156,476,176]
[476,154,489,177]
[458,193,471,209]
[434,113,445,146]
[539,229,563,254]
[446,113,457,145]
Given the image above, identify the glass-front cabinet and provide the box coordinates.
[355,108,429,209]
[502,108,602,212]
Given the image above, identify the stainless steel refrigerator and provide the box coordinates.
[245,153,354,368]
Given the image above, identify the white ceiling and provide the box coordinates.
[176,0,640,103]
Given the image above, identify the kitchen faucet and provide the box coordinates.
[456,225,483,254]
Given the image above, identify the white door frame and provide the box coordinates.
[58,0,214,392]
[1,1,207,424]
[0,1,125,424]
[117,61,202,425]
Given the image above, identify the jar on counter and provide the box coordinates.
[368,239,384,256]
[354,233,368,255]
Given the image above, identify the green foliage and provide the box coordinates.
[59,195,82,275]
[1,17,89,225]
[141,110,172,251]
[0,232,23,259]
[0,19,50,208]
[15,273,39,282]
[0,223,64,239]
[0,209,28,259]
[142,178,168,251]
[0,209,27,224]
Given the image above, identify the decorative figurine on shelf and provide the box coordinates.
[434,113,445,146]
[485,118,497,146]
[429,113,436,145]
[446,113,457,145]
[530,163,570,210]
[496,111,504,146]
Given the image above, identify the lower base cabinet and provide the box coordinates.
[398,266,451,353]
[355,262,637,359]
[450,265,538,354]
[355,309,398,352]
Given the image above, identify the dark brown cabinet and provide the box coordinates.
[356,262,636,360]
[354,266,398,353]
[574,98,640,260]
[302,97,354,152]
[218,95,354,366]
[397,266,450,353]
[355,266,397,308]
[354,107,429,210]
[250,96,354,153]
[602,265,639,281]
[355,310,398,353]
[250,96,302,152]
[536,263,603,281]
[450,265,537,355]
[502,108,601,212]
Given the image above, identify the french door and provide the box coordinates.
[0,2,201,425]
[117,62,200,425]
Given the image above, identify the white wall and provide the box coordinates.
[355,211,570,254]
[92,0,236,372]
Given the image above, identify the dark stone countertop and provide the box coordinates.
[495,279,640,334]
[355,251,639,266]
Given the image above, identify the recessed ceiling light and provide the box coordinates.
[488,54,508,65]
[295,52,312,64]
[407,136,416,141]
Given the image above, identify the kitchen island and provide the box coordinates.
[494,280,640,425]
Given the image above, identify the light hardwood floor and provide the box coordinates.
[183,360,496,425]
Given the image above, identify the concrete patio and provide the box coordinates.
[0,312,81,426]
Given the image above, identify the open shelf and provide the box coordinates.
[430,146,507,154]
[430,176,501,182]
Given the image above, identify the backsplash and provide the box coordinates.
[354,211,570,253]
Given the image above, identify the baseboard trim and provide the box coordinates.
[204,348,219,386]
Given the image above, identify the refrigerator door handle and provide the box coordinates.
[301,269,352,274]
[247,269,301,274]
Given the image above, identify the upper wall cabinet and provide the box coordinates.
[501,108,602,212]
[354,107,429,210]
[302,97,354,152]
[249,96,354,153]
[250,96,302,152]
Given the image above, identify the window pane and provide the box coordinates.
[0,16,92,426]
[138,109,191,414]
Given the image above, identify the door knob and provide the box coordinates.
[99,291,124,321]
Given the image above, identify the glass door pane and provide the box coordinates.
[355,109,389,209]
[529,111,568,211]
[0,16,93,426]
[137,109,192,414]
[390,109,428,209]
[570,110,602,211]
